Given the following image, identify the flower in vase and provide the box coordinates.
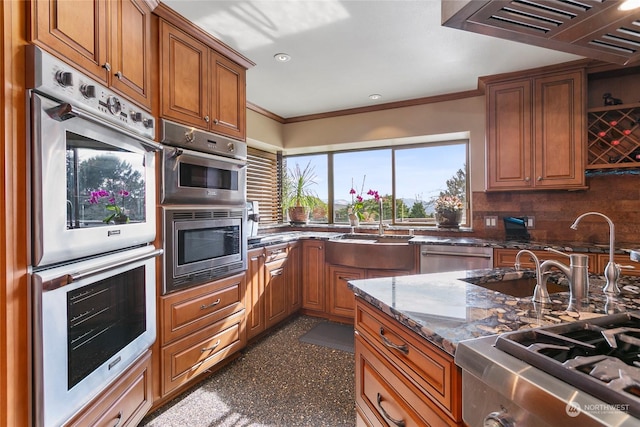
[89,189,130,224]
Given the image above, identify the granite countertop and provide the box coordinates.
[249,231,638,255]
[347,269,640,357]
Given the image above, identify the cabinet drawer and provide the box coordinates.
[161,273,245,344]
[356,335,454,427]
[355,300,461,422]
[493,248,597,273]
[264,243,288,263]
[161,311,246,396]
[66,350,152,427]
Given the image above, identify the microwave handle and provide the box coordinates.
[47,102,163,153]
[41,248,164,291]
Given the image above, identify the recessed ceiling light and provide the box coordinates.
[620,0,640,10]
[369,94,382,100]
[274,53,291,62]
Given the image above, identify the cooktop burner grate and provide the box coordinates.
[495,312,640,418]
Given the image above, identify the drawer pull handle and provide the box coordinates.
[376,393,405,427]
[379,327,409,355]
[200,299,221,310]
[201,339,221,353]
[113,411,123,427]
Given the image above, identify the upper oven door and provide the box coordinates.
[31,93,160,267]
[162,146,246,205]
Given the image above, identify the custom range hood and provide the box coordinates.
[442,0,640,65]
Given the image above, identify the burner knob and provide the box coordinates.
[106,96,121,115]
[80,84,96,99]
[142,118,153,129]
[227,142,235,153]
[55,71,73,87]
[483,412,515,427]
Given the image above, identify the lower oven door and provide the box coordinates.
[31,245,162,427]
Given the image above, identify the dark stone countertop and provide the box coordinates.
[249,230,639,255]
[347,269,640,357]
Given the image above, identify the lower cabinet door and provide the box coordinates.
[355,334,456,427]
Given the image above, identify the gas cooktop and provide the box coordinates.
[496,312,640,419]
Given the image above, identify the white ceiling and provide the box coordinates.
[161,0,583,119]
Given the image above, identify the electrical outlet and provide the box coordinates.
[484,216,498,228]
[526,216,535,229]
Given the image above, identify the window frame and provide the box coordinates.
[278,139,470,227]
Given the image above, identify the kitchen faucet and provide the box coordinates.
[570,212,620,294]
[541,248,590,308]
[514,250,549,303]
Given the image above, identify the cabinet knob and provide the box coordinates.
[524,177,530,182]
[204,115,210,123]
[213,118,219,125]
[115,71,122,80]
[537,176,542,181]
[102,62,111,72]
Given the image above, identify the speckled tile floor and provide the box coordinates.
[140,316,356,427]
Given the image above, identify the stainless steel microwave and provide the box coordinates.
[162,207,247,294]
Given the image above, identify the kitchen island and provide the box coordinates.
[348,269,640,427]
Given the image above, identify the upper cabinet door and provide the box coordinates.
[31,0,109,83]
[533,70,585,189]
[109,0,152,109]
[486,79,532,190]
[210,52,246,141]
[160,21,210,130]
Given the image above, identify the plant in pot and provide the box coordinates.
[283,161,318,224]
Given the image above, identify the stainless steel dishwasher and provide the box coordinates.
[420,244,493,273]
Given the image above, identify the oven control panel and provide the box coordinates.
[26,45,155,140]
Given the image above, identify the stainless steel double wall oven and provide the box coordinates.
[160,120,248,295]
[27,46,162,427]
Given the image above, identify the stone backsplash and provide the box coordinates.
[471,173,640,245]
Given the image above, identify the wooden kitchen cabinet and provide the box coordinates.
[246,247,266,339]
[493,248,598,273]
[328,265,365,319]
[245,243,301,340]
[264,244,290,329]
[160,20,246,140]
[302,240,326,314]
[158,273,246,397]
[287,242,303,312]
[30,0,153,109]
[486,69,586,191]
[355,299,463,426]
[66,350,152,427]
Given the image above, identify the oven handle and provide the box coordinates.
[42,248,163,291]
[47,102,163,153]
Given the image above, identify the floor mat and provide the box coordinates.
[299,321,355,353]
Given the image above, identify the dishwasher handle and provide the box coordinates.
[421,250,492,259]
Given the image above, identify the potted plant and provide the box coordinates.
[434,195,463,228]
[283,161,318,224]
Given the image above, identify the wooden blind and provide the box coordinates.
[247,147,281,224]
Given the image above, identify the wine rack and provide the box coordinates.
[587,102,640,169]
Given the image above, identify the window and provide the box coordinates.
[395,142,468,225]
[282,154,328,223]
[247,147,280,224]
[281,139,469,226]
